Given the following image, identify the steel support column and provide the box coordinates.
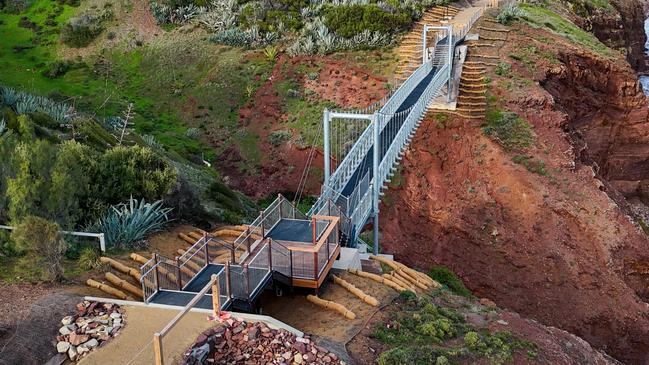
[372,112,380,255]
[323,108,331,187]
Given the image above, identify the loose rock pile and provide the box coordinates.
[184,319,345,365]
[54,301,125,361]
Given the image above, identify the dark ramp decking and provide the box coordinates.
[267,219,314,243]
[184,264,224,293]
[149,290,220,310]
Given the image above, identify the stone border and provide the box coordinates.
[82,296,304,336]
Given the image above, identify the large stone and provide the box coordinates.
[109,312,121,319]
[294,353,304,364]
[58,326,71,336]
[56,341,70,353]
[69,332,89,346]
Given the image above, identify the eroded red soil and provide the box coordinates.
[380,22,649,364]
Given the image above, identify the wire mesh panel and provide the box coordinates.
[315,219,330,241]
[247,243,271,295]
[270,240,292,277]
[228,265,249,300]
[140,257,157,303]
[290,250,316,280]
[178,237,209,286]
[316,243,328,277]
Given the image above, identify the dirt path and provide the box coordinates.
[79,306,215,365]
[0,288,81,365]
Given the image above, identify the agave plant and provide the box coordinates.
[0,86,18,107]
[142,134,164,150]
[14,94,38,115]
[0,118,6,135]
[88,198,173,249]
[263,45,279,62]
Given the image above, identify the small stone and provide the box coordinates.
[113,318,122,326]
[68,346,78,361]
[61,316,73,326]
[282,351,292,360]
[77,345,89,355]
[323,355,332,363]
[496,319,508,325]
[294,353,303,364]
[479,298,497,308]
[85,338,99,348]
[109,312,121,319]
[56,341,70,353]
[295,337,309,344]
[329,353,338,361]
[59,326,71,336]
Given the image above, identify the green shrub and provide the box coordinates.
[428,265,472,297]
[482,109,534,151]
[11,216,66,281]
[78,247,101,269]
[512,155,547,176]
[494,62,511,76]
[268,130,292,147]
[496,4,526,25]
[61,12,110,47]
[324,4,410,38]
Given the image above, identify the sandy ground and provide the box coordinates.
[80,306,216,365]
[263,270,398,345]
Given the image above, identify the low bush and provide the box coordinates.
[323,4,410,38]
[61,11,112,47]
[496,3,526,25]
[428,265,472,297]
[268,130,292,146]
[11,216,66,281]
[78,247,101,269]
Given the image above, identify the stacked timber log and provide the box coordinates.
[306,295,356,319]
[333,275,379,307]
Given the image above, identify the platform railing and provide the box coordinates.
[152,272,226,365]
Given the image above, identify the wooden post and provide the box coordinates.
[225,262,232,299]
[211,274,220,318]
[278,193,283,219]
[153,332,163,365]
[313,252,318,280]
[246,227,252,254]
[175,256,182,290]
[311,218,317,245]
[153,253,160,292]
[260,211,265,238]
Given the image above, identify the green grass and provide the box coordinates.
[519,4,614,57]
[512,154,548,176]
[482,109,534,152]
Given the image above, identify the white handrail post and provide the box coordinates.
[422,24,428,64]
[323,108,331,188]
[99,233,106,252]
[447,24,453,103]
[372,112,380,256]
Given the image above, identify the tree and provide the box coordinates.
[11,216,66,281]
[48,141,98,228]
